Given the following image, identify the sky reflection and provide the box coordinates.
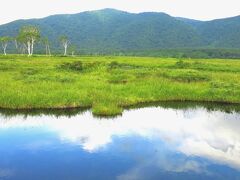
[0,106,240,179]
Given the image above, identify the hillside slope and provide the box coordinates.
[0,9,240,52]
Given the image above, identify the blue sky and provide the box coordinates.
[1,0,240,25]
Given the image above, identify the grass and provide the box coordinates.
[0,55,240,116]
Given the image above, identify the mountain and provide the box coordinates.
[195,16,240,48]
[0,9,240,53]
[175,17,203,28]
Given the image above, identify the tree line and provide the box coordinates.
[0,25,75,56]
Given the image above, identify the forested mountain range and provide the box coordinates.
[0,8,240,54]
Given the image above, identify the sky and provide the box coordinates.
[0,0,240,25]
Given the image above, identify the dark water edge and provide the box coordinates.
[0,101,239,118]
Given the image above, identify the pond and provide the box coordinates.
[0,103,240,180]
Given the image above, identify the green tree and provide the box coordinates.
[16,35,28,55]
[42,37,51,56]
[59,35,70,56]
[18,26,40,56]
[0,36,11,55]
[69,45,77,56]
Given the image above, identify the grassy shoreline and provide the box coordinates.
[0,55,240,116]
[1,101,240,118]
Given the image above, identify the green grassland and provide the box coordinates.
[0,55,240,116]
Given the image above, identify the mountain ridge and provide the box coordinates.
[0,8,240,53]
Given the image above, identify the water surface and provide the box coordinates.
[0,104,240,180]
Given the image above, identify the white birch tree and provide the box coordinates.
[16,34,27,55]
[59,35,70,56]
[0,36,11,55]
[18,26,40,56]
[42,37,51,56]
[69,45,76,56]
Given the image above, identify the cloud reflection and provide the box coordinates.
[0,168,14,178]
[0,107,240,171]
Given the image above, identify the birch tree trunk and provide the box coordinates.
[4,46,6,55]
[30,39,35,56]
[2,43,7,55]
[3,45,6,55]
[64,44,68,56]
[27,41,31,56]
[21,43,27,55]
[46,45,48,55]
[48,45,51,56]
[14,40,19,53]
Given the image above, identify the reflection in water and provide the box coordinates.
[0,168,14,178]
[0,105,240,180]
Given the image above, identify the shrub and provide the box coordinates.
[108,61,119,69]
[174,60,190,69]
[59,61,83,72]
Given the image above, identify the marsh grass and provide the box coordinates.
[0,55,240,116]
[108,61,143,70]
[108,74,129,84]
[161,69,210,83]
[60,61,84,72]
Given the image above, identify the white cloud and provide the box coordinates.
[1,107,240,171]
[0,0,240,25]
